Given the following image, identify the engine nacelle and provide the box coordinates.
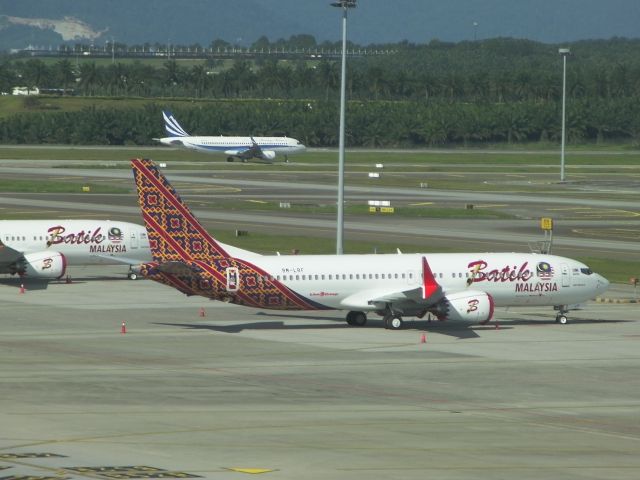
[432,290,494,322]
[19,251,67,279]
[261,150,277,161]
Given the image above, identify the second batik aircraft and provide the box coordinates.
[130,158,609,329]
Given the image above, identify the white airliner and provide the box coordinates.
[156,111,306,163]
[0,220,152,280]
[130,158,609,329]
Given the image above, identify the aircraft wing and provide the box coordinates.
[226,138,268,161]
[0,243,22,273]
[342,257,444,312]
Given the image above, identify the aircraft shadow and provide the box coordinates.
[0,277,49,291]
[156,312,627,340]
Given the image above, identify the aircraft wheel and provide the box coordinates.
[128,272,138,280]
[385,315,403,330]
[352,311,367,326]
[556,315,568,324]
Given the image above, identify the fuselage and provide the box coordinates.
[145,252,609,312]
[0,220,152,266]
[158,135,306,156]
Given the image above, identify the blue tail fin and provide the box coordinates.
[162,110,190,137]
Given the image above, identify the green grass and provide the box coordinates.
[197,199,513,219]
[575,257,640,284]
[0,179,128,194]
[169,228,640,283]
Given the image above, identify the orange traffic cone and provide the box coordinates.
[420,332,426,343]
[199,307,206,317]
[121,321,127,334]
[19,283,25,294]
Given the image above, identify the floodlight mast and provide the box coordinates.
[331,0,356,255]
[559,48,571,183]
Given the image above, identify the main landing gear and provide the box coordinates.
[346,311,367,326]
[345,310,404,330]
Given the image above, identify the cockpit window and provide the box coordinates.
[580,268,593,275]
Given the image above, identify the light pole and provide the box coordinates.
[331,0,356,255]
[559,48,570,182]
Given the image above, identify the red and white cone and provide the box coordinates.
[199,307,206,317]
[19,283,25,294]
[420,332,427,343]
[121,321,127,334]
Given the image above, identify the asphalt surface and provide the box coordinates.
[1,154,639,479]
[1,266,639,479]
[1,160,639,259]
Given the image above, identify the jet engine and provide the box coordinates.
[260,150,277,161]
[18,251,67,279]
[431,290,494,322]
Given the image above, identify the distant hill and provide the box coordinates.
[1,0,639,50]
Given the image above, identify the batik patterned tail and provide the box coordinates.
[131,158,228,263]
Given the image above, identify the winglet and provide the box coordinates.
[422,256,440,299]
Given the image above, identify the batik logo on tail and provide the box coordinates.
[131,158,229,264]
[162,111,190,137]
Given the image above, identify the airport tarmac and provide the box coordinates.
[1,160,640,260]
[1,266,639,479]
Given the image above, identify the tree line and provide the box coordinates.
[1,98,638,147]
[0,37,639,146]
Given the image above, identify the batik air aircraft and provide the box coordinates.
[156,111,306,163]
[0,220,152,280]
[130,158,609,329]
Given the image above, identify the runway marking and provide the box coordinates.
[0,476,68,480]
[65,466,201,478]
[573,228,640,241]
[408,202,435,206]
[0,454,67,460]
[547,207,640,218]
[473,204,508,209]
[246,200,268,204]
[225,468,276,474]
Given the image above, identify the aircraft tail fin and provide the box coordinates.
[131,158,230,263]
[162,110,190,137]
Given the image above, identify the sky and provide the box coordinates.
[0,0,639,46]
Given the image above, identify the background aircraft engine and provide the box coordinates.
[19,251,67,279]
[433,290,494,322]
[261,150,276,160]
